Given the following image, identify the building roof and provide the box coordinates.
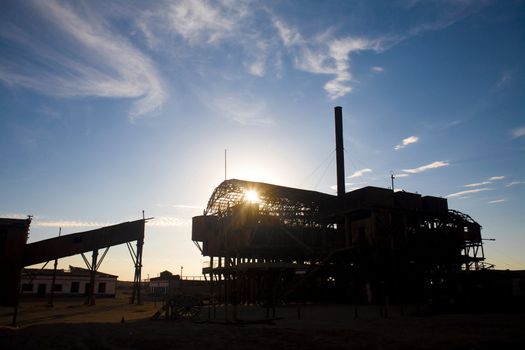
[0,217,31,230]
[205,179,335,216]
[23,265,118,279]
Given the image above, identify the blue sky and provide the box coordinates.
[1,0,524,280]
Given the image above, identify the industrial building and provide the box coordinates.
[192,107,491,308]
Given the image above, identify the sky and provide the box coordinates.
[1,0,524,280]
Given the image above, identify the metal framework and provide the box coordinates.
[198,179,337,261]
[0,217,146,326]
[22,219,147,306]
[206,179,333,227]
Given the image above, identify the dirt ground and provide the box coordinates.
[1,295,524,349]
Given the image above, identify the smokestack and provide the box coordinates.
[335,106,345,198]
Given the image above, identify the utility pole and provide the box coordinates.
[390,172,395,192]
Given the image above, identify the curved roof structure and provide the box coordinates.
[205,179,336,228]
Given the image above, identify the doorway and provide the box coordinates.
[37,284,46,297]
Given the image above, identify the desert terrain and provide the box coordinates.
[1,292,524,349]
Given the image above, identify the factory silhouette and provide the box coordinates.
[191,107,524,315]
[1,107,524,326]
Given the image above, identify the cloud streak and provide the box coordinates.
[32,220,111,229]
[395,136,419,150]
[0,213,113,229]
[506,181,525,187]
[31,216,189,228]
[348,168,372,179]
[446,188,491,198]
[512,127,525,138]
[464,181,491,188]
[147,216,191,227]
[488,199,505,204]
[402,161,449,174]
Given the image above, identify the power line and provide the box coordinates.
[300,149,336,187]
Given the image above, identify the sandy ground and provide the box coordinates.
[1,295,525,349]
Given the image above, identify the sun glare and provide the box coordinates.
[244,190,260,203]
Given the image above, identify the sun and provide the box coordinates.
[244,189,260,203]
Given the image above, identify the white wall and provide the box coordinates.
[20,275,117,296]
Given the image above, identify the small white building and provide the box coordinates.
[20,266,118,297]
[149,270,180,296]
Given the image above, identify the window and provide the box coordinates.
[53,284,62,292]
[0,230,7,255]
[37,284,46,296]
[358,227,366,244]
[21,283,33,292]
[71,282,80,293]
[98,282,106,293]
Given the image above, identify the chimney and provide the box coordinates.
[335,106,345,198]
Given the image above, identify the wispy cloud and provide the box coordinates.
[488,199,505,204]
[212,94,273,125]
[488,176,505,181]
[31,215,190,228]
[272,17,304,47]
[0,1,166,121]
[138,0,276,79]
[165,0,244,46]
[511,126,525,138]
[395,173,410,178]
[403,161,449,174]
[272,17,383,99]
[32,220,110,228]
[171,204,206,210]
[464,181,491,188]
[270,0,483,100]
[324,37,383,98]
[495,71,512,89]
[0,213,31,220]
[395,136,419,150]
[446,188,491,198]
[38,106,61,120]
[404,0,487,36]
[348,168,372,179]
[422,119,462,131]
[147,216,191,227]
[0,0,490,118]
[0,213,107,229]
[506,181,525,187]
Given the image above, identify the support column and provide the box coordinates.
[131,237,144,304]
[89,249,98,306]
[209,256,214,320]
[48,227,61,307]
